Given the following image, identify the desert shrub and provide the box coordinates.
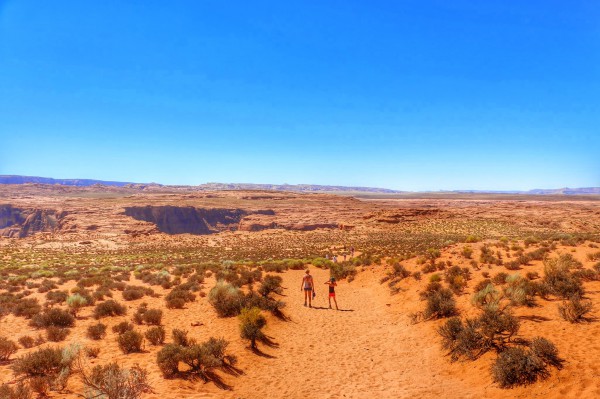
[258,275,283,297]
[0,382,32,399]
[29,376,51,397]
[465,235,479,243]
[572,268,599,281]
[586,251,600,261]
[165,286,196,309]
[473,278,492,293]
[46,326,70,342]
[81,362,152,399]
[412,271,422,280]
[558,296,593,323]
[11,346,71,378]
[329,262,357,281]
[94,300,126,319]
[429,273,442,283]
[243,291,286,315]
[491,272,509,285]
[142,309,162,326]
[112,321,134,335]
[239,307,266,349]
[66,294,88,316]
[156,344,182,378]
[472,284,502,310]
[444,266,470,294]
[178,337,235,381]
[171,329,194,347]
[117,330,144,354]
[30,309,75,329]
[526,271,539,280]
[504,261,521,271]
[542,255,584,299]
[18,336,35,349]
[503,274,535,307]
[478,308,519,348]
[85,346,101,358]
[87,323,107,340]
[46,290,68,305]
[145,326,166,345]
[480,245,501,265]
[461,246,473,259]
[423,287,457,319]
[12,298,41,319]
[491,347,547,388]
[132,303,148,325]
[438,317,483,361]
[421,263,437,274]
[0,337,18,361]
[529,337,560,366]
[208,281,245,317]
[122,285,154,301]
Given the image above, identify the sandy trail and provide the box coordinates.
[225,267,450,399]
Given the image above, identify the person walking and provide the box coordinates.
[324,277,339,310]
[300,269,315,307]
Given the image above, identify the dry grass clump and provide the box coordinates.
[0,337,18,361]
[503,274,536,307]
[257,275,283,297]
[94,300,127,319]
[558,296,593,323]
[87,323,107,340]
[412,282,457,322]
[444,266,471,294]
[117,330,144,354]
[542,254,584,299]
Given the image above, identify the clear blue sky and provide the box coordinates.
[1,1,598,190]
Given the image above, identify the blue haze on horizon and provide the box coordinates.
[0,0,598,191]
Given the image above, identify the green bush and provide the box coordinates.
[66,294,88,316]
[258,275,283,297]
[156,344,182,378]
[423,287,457,319]
[172,329,194,347]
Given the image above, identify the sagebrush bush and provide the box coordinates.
[87,323,107,340]
[46,326,70,342]
[239,307,266,348]
[438,317,483,361]
[530,337,561,367]
[491,272,508,285]
[165,286,196,309]
[11,347,64,377]
[503,274,535,307]
[122,285,154,301]
[472,283,502,310]
[117,330,144,354]
[145,326,166,345]
[28,376,50,397]
[142,309,162,325]
[208,281,244,317]
[93,300,126,319]
[30,309,75,329]
[444,266,470,294]
[558,296,593,323]
[66,294,88,316]
[0,337,18,361]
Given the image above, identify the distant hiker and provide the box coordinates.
[325,254,329,260]
[333,255,338,263]
[325,277,339,310]
[300,269,315,307]
[343,254,347,261]
[351,246,355,257]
